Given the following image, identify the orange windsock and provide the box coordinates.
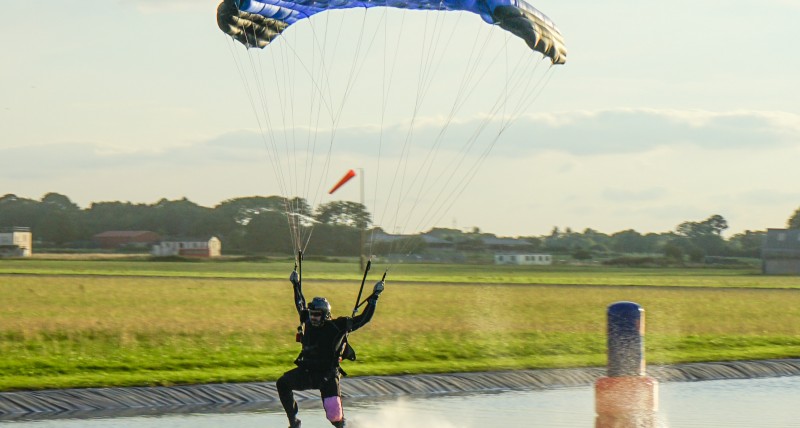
[328,169,356,194]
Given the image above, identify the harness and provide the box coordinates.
[294,316,356,376]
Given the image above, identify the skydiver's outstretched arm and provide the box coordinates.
[290,270,305,316]
[350,280,384,332]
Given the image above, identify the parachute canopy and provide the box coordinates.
[217,0,567,64]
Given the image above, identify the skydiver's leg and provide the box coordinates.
[277,367,314,426]
[319,372,345,427]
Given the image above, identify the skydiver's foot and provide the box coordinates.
[331,419,346,428]
[288,418,301,428]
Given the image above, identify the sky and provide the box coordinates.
[2,0,799,238]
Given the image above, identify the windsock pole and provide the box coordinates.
[595,301,658,428]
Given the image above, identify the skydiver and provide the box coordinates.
[278,269,384,428]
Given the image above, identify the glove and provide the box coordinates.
[290,270,300,286]
[373,280,384,296]
[368,280,384,303]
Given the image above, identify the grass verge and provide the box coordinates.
[1,264,799,391]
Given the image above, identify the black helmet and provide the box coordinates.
[308,297,332,326]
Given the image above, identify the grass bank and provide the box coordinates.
[2,265,800,391]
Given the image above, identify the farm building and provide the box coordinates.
[152,237,222,258]
[93,231,161,249]
[494,253,552,265]
[762,228,800,275]
[0,227,33,257]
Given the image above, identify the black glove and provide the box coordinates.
[368,280,384,303]
[290,270,300,286]
[373,280,384,296]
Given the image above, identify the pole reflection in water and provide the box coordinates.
[4,376,800,428]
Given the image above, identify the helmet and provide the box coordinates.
[307,297,332,326]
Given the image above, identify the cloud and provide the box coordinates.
[493,109,800,156]
[288,108,800,158]
[0,132,266,180]
[4,108,797,182]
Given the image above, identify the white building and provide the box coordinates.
[0,227,33,257]
[152,237,222,258]
[494,253,552,265]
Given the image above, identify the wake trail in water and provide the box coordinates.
[349,399,472,428]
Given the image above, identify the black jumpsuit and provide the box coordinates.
[276,277,378,426]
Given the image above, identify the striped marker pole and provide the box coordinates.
[595,301,658,428]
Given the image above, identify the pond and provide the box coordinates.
[4,376,799,427]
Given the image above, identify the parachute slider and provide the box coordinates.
[329,169,356,194]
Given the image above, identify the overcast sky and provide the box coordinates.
[2,0,799,238]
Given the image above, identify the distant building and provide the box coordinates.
[762,228,800,275]
[152,237,222,258]
[494,253,552,265]
[482,236,535,252]
[93,231,162,249]
[0,227,33,257]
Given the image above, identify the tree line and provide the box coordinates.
[2,192,799,260]
[0,193,369,256]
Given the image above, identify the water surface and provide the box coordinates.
[5,376,800,427]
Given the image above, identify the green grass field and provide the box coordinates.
[2,257,798,288]
[1,258,799,391]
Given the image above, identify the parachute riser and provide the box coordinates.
[295,250,305,343]
[352,258,372,317]
[354,269,386,312]
[298,250,304,289]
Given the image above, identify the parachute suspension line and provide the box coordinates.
[296,9,390,254]
[226,34,303,252]
[410,9,454,109]
[270,39,304,251]
[243,31,298,251]
[292,20,323,253]
[300,16,330,234]
[389,43,556,258]
[284,36,302,250]
[309,8,372,218]
[255,30,323,253]
[381,11,431,249]
[283,12,342,253]
[304,9,347,218]
[369,8,404,244]
[502,31,510,131]
[382,33,489,256]
[433,54,536,198]
[392,10,462,210]
[279,50,305,252]
[382,9,452,247]
[379,17,492,245]
[418,58,554,239]
[262,18,344,253]
[439,67,555,240]
[285,8,388,254]
[374,12,511,259]
[378,20,502,256]
[500,62,556,133]
[291,9,358,238]
[269,32,335,252]
[232,37,288,199]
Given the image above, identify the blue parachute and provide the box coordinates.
[217,0,566,64]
